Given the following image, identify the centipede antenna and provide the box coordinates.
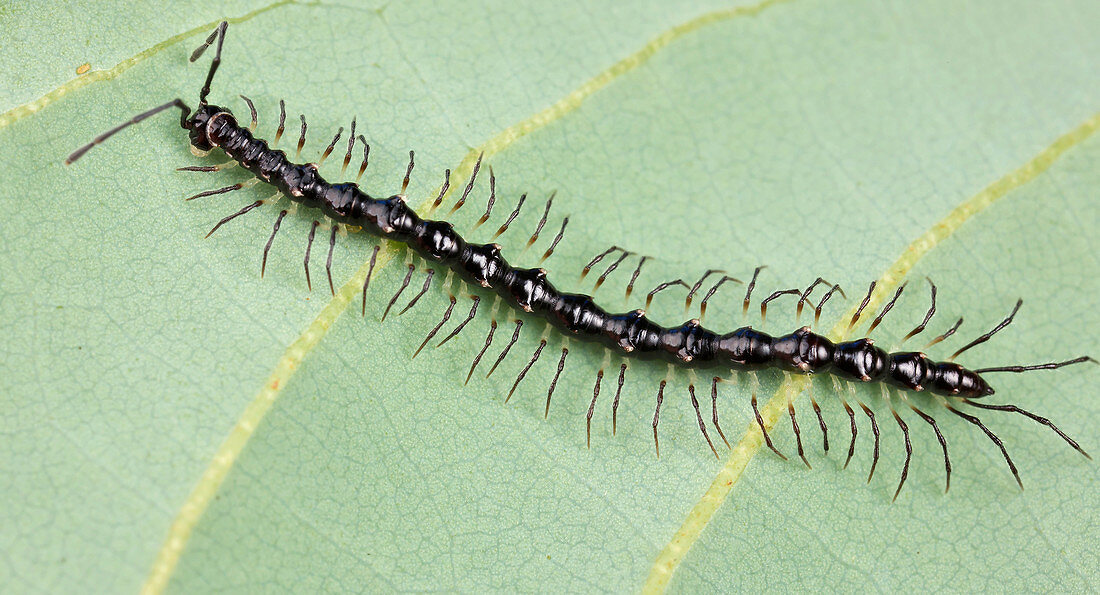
[361,245,380,316]
[752,392,787,461]
[261,210,288,278]
[303,220,320,291]
[891,407,912,502]
[946,404,1022,489]
[625,256,649,301]
[186,182,243,201]
[295,115,307,159]
[594,250,631,292]
[507,339,546,403]
[849,281,877,330]
[842,401,858,469]
[810,397,828,453]
[237,95,258,131]
[902,278,937,343]
[587,368,604,448]
[742,265,767,316]
[438,295,480,347]
[581,246,621,281]
[338,118,356,177]
[612,363,627,435]
[486,320,523,378]
[449,152,482,214]
[467,319,497,384]
[974,356,1096,375]
[950,299,1023,361]
[324,225,338,296]
[925,317,963,349]
[760,289,801,325]
[908,404,951,492]
[66,99,194,165]
[645,279,690,310]
[687,384,719,460]
[413,295,456,358]
[867,282,907,335]
[540,217,569,263]
[382,263,416,322]
[652,379,667,458]
[430,169,451,210]
[699,276,742,319]
[355,135,370,183]
[963,399,1090,459]
[526,192,556,247]
[474,168,496,228]
[273,99,286,146]
[788,397,811,469]
[711,376,730,449]
[814,284,844,328]
[205,199,262,238]
[398,269,435,316]
[859,402,880,482]
[544,346,569,418]
[192,21,227,106]
[492,193,527,240]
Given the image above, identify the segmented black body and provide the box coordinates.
[191,104,993,399]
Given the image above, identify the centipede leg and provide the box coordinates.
[810,397,828,454]
[474,167,496,228]
[581,246,621,281]
[689,384,719,460]
[261,210,288,278]
[318,126,343,166]
[205,199,262,239]
[910,404,951,493]
[859,402,880,482]
[699,275,742,319]
[340,118,356,177]
[612,363,627,435]
[492,193,527,240]
[685,270,723,311]
[752,392,787,461]
[355,135,370,183]
[951,299,1023,360]
[891,408,912,502]
[849,281,877,330]
[645,279,690,310]
[842,400,858,469]
[797,277,832,320]
[325,225,338,296]
[525,191,556,247]
[381,263,415,322]
[625,256,649,302]
[814,284,844,328]
[652,379,667,458]
[303,220,319,291]
[361,245,380,316]
[594,250,631,292]
[760,289,801,326]
[742,265,766,316]
[545,346,568,418]
[506,339,546,403]
[788,398,811,469]
[946,404,1022,489]
[398,269,435,316]
[466,319,497,385]
[431,169,451,210]
[438,296,481,347]
[962,399,1090,459]
[295,114,306,159]
[539,217,569,263]
[486,320,523,379]
[413,295,456,359]
[273,99,286,146]
[711,376,730,449]
[587,368,604,448]
[902,278,937,343]
[447,152,482,214]
[867,282,907,335]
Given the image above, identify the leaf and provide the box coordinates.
[1,0,1098,591]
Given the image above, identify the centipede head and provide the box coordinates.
[184,104,230,151]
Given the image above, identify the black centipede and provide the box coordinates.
[66,21,1095,500]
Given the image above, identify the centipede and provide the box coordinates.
[66,21,1095,500]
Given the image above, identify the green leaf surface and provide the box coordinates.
[2,0,1098,591]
